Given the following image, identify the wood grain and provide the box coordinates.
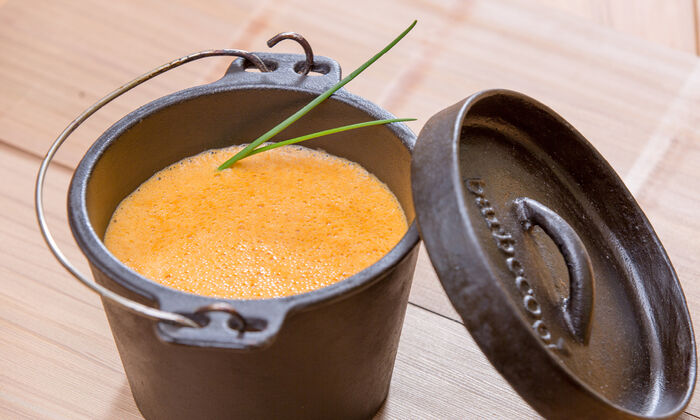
[1,0,700,418]
[696,0,700,55]
[531,0,699,54]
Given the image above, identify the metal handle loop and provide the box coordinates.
[35,49,270,329]
[514,197,595,343]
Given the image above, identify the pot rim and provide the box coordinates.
[68,72,421,322]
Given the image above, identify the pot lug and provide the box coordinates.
[156,300,289,350]
[219,52,342,92]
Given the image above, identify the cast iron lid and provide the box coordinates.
[411,89,696,419]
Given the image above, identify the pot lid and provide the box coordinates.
[411,89,696,419]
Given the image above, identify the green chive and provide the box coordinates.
[241,118,415,158]
[217,20,417,170]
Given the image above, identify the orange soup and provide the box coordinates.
[103,145,408,299]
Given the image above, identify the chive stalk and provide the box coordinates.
[217,20,417,170]
[241,118,415,158]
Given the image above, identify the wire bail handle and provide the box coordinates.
[35,47,283,329]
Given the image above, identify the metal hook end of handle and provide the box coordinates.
[267,32,314,75]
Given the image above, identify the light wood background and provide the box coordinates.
[1,0,699,419]
[534,0,700,55]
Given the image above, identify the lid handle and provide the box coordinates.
[514,197,594,343]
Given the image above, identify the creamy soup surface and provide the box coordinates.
[104,145,408,299]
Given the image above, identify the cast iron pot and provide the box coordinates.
[61,52,420,419]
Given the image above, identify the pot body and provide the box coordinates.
[68,54,420,419]
[92,249,418,420]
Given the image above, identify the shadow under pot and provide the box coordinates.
[67,53,421,420]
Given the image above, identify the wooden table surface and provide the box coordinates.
[1,0,699,418]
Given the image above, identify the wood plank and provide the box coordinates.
[531,0,698,54]
[696,0,700,55]
[0,0,455,167]
[409,247,460,321]
[377,304,537,419]
[388,0,696,176]
[0,0,263,168]
[1,0,695,172]
[0,145,137,419]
